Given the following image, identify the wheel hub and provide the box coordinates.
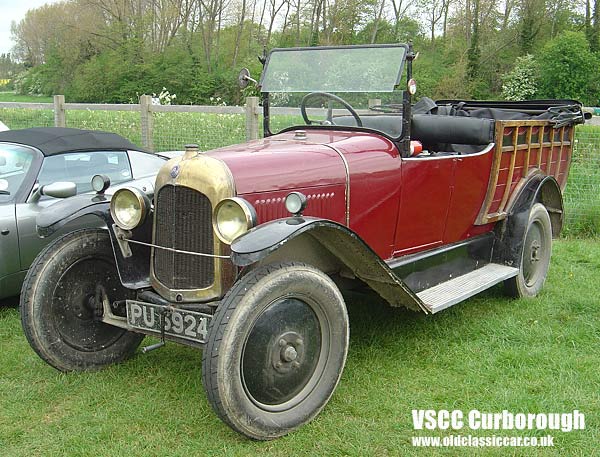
[241,297,323,408]
[71,294,97,321]
[273,332,304,373]
[530,240,541,262]
[522,220,546,286]
[52,258,128,352]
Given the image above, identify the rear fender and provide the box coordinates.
[36,194,152,289]
[493,174,563,267]
[231,217,426,312]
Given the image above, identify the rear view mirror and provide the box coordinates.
[238,68,257,89]
[41,181,77,199]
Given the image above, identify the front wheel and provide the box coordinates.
[504,203,552,297]
[202,262,349,440]
[20,229,144,372]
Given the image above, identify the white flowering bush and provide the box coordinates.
[152,88,177,105]
[501,55,538,101]
[209,96,226,106]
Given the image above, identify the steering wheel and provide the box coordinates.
[300,92,363,127]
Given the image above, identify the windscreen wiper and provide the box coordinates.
[0,190,10,195]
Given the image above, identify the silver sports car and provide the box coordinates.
[0,127,175,299]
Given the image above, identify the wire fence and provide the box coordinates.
[0,98,599,236]
[564,128,600,236]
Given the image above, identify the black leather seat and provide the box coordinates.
[333,114,403,137]
[411,114,495,148]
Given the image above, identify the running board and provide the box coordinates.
[417,263,519,314]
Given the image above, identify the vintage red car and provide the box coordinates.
[21,44,585,440]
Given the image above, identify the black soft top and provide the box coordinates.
[0,127,144,156]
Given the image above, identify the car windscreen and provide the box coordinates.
[38,150,132,194]
[0,144,36,202]
[260,45,407,93]
[259,45,408,138]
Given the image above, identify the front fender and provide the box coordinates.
[36,194,111,238]
[231,217,426,312]
[36,194,152,289]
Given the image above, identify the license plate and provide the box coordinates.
[126,300,211,344]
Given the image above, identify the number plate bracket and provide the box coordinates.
[126,300,212,347]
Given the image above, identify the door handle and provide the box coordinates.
[1,229,9,235]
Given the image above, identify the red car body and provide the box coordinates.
[215,122,571,260]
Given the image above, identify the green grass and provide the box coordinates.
[1,240,599,456]
[0,92,53,103]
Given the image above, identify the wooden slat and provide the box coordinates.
[501,141,570,153]
[546,136,554,175]
[537,125,545,169]
[524,126,533,173]
[0,102,53,110]
[475,121,505,224]
[151,104,246,114]
[65,103,141,112]
[555,126,565,181]
[498,126,519,213]
[496,119,550,127]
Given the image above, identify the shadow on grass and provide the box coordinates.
[0,295,19,309]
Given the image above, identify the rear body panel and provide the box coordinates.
[477,121,574,224]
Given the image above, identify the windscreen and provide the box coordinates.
[0,144,36,201]
[260,45,407,93]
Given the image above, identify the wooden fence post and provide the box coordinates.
[140,95,154,151]
[245,96,259,141]
[54,95,66,127]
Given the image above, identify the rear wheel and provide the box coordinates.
[20,229,144,372]
[202,262,349,440]
[504,203,552,298]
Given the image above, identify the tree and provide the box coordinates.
[519,0,544,54]
[417,0,447,44]
[467,0,480,79]
[536,31,600,105]
[390,0,415,40]
[501,54,537,100]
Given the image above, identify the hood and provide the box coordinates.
[206,130,354,195]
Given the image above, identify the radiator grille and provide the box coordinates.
[153,185,214,289]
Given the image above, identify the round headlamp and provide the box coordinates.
[213,197,256,244]
[285,192,307,215]
[110,187,150,230]
[91,174,111,193]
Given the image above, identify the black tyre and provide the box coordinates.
[505,203,552,298]
[202,262,349,440]
[20,229,144,372]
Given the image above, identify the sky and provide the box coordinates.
[0,0,59,55]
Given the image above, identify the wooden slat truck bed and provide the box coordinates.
[476,120,575,224]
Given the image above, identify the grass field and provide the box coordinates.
[0,239,598,456]
[0,92,53,103]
